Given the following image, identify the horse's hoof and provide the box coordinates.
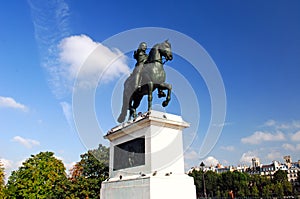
[158,92,166,98]
[162,101,169,107]
[133,114,137,121]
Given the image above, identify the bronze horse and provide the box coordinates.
[117,40,173,123]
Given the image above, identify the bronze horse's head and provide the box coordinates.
[159,40,173,61]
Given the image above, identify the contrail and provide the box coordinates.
[28,0,71,98]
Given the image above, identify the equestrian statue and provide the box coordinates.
[117,40,173,123]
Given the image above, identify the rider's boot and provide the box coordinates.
[134,73,142,92]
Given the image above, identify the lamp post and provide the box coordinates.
[200,162,207,198]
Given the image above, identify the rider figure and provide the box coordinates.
[133,42,166,98]
[133,42,148,92]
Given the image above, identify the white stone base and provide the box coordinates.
[101,111,196,198]
[100,174,196,199]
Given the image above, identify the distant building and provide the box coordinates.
[282,155,300,184]
[284,155,292,168]
[235,165,249,173]
[260,161,277,177]
[288,159,300,185]
[215,167,231,174]
[188,155,299,182]
[252,158,260,168]
[248,157,261,175]
[287,165,299,183]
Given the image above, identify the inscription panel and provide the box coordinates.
[113,136,145,170]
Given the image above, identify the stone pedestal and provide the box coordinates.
[100,110,196,199]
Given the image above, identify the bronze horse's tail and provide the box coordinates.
[117,80,130,123]
[117,110,126,123]
[117,93,128,123]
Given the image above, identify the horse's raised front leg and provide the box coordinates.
[147,82,154,111]
[161,83,172,107]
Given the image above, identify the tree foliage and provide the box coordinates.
[189,169,295,198]
[6,151,69,198]
[273,169,288,184]
[188,169,203,198]
[0,160,5,198]
[68,144,109,199]
[3,145,109,199]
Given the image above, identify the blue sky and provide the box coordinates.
[1,0,300,176]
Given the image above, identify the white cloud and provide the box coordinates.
[65,161,76,172]
[203,156,219,166]
[54,155,76,173]
[266,151,281,161]
[60,101,74,129]
[240,151,257,164]
[263,120,300,130]
[291,121,300,129]
[1,155,76,180]
[291,131,300,141]
[0,96,28,111]
[282,143,296,151]
[0,158,14,181]
[28,0,70,50]
[184,150,201,170]
[241,131,285,145]
[282,143,300,151]
[15,159,25,168]
[28,0,71,98]
[12,136,40,148]
[276,121,300,130]
[264,119,276,127]
[30,1,130,97]
[184,151,220,169]
[185,150,199,160]
[58,34,130,89]
[59,35,98,79]
[220,145,235,151]
[0,158,23,181]
[0,158,13,171]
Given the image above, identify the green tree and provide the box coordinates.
[0,160,5,198]
[283,180,293,196]
[259,175,272,197]
[6,151,69,198]
[188,169,203,198]
[250,174,263,197]
[273,170,293,197]
[274,182,284,198]
[273,169,288,183]
[204,170,219,197]
[69,144,109,199]
[262,184,274,198]
[294,174,300,196]
[219,171,232,194]
[250,184,259,197]
[218,170,250,197]
[189,168,298,198]
[233,171,250,197]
